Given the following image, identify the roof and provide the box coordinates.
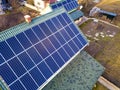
[99,10,117,16]
[0,8,89,90]
[70,10,84,20]
[0,8,67,42]
[50,0,79,12]
[50,0,84,20]
[43,51,105,90]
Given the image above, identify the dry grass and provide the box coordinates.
[79,19,120,88]
[97,0,120,6]
[96,0,120,12]
[95,32,120,87]
[92,82,108,90]
[79,1,120,87]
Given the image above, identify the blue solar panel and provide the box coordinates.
[51,0,79,12]
[0,8,88,90]
[0,54,5,64]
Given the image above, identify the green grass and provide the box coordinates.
[92,82,108,90]
[79,19,93,29]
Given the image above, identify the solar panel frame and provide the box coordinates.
[50,0,79,12]
[0,8,88,90]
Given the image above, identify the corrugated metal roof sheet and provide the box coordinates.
[99,10,117,16]
[70,10,84,20]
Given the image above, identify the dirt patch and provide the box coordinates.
[80,20,119,39]
[0,12,24,32]
[85,41,103,57]
[0,0,39,31]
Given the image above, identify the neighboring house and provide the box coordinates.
[34,0,46,10]
[34,0,57,10]
[99,10,117,20]
[0,8,104,90]
[89,7,100,16]
[26,0,84,17]
[50,0,84,21]
[33,0,55,14]
[90,7,117,20]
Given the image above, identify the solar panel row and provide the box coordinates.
[0,8,88,90]
[51,0,79,12]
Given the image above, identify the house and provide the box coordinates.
[33,0,56,14]
[33,0,84,20]
[34,0,46,10]
[89,7,101,16]
[34,0,57,10]
[99,10,117,20]
[50,0,84,21]
[90,7,117,20]
[0,7,105,90]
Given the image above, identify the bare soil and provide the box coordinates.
[0,0,39,31]
[0,12,24,32]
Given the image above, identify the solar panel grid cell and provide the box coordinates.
[0,9,88,90]
[49,35,61,49]
[45,20,57,33]
[7,37,24,54]
[27,47,42,64]
[25,29,39,44]
[8,57,26,77]
[0,41,14,60]
[10,81,25,90]
[32,25,46,40]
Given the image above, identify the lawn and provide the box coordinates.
[95,31,120,87]
[96,0,120,12]
[79,19,120,88]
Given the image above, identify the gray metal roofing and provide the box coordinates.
[99,10,117,16]
[43,51,105,90]
[70,10,84,20]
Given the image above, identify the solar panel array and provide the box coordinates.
[51,0,79,12]
[0,8,88,90]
